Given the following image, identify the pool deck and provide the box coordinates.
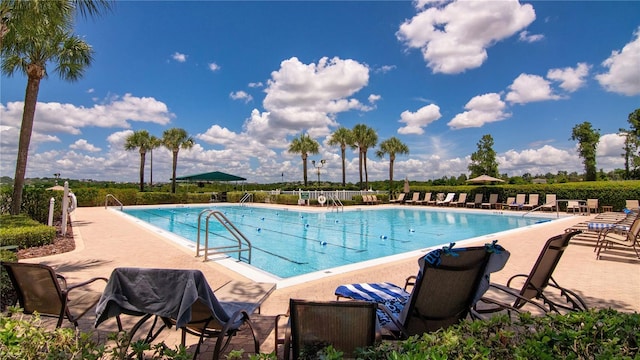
[18,205,640,358]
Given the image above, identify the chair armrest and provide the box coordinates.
[66,276,108,292]
[404,275,417,291]
[505,274,528,288]
[478,283,550,314]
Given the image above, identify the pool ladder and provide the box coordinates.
[196,209,252,263]
[327,194,344,212]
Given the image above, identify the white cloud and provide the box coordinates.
[248,82,263,88]
[595,27,640,96]
[229,91,253,103]
[171,52,187,62]
[506,73,561,104]
[398,104,442,135]
[448,93,510,129]
[499,145,580,175]
[397,0,536,74]
[368,94,381,104]
[69,139,101,152]
[547,62,591,92]
[208,62,221,72]
[518,30,544,43]
[375,65,396,74]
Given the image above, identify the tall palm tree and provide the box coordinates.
[163,128,194,194]
[2,1,110,215]
[124,130,152,192]
[352,124,378,190]
[288,133,320,186]
[148,135,161,187]
[376,137,409,193]
[327,127,355,187]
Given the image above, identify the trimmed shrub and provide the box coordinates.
[0,215,56,248]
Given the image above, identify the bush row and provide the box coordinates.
[0,215,56,249]
[0,308,637,359]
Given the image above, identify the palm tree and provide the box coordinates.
[148,135,161,187]
[352,124,378,190]
[163,128,194,194]
[376,137,409,194]
[2,1,110,215]
[288,133,320,186]
[327,127,355,187]
[124,130,153,192]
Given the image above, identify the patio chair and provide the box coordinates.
[595,212,640,260]
[586,198,599,214]
[427,193,444,206]
[466,193,483,208]
[370,195,381,205]
[540,194,557,211]
[449,193,467,207]
[95,268,274,360]
[335,242,510,339]
[362,195,371,205]
[389,193,406,204]
[521,194,539,211]
[501,196,515,210]
[436,192,455,206]
[481,194,499,209]
[475,231,587,316]
[509,194,526,210]
[566,200,581,214]
[625,199,639,212]
[1,261,111,329]
[404,192,421,205]
[276,299,378,360]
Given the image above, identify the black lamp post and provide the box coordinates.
[311,159,326,187]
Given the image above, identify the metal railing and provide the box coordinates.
[327,194,344,212]
[239,192,253,205]
[196,209,252,263]
[104,194,123,211]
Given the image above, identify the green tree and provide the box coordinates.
[124,130,153,192]
[375,137,409,193]
[352,124,378,190]
[2,0,111,215]
[468,134,499,178]
[327,127,354,187]
[571,122,601,181]
[163,128,194,194]
[288,133,320,186]
[619,108,640,179]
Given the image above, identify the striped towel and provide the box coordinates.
[335,282,409,330]
[588,222,631,232]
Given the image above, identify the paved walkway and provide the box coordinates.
[19,206,640,358]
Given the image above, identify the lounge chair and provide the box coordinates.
[335,242,510,339]
[540,194,557,211]
[595,212,640,260]
[436,192,455,206]
[1,261,112,329]
[501,196,515,210]
[625,199,639,212]
[415,192,431,205]
[370,195,381,205]
[449,193,467,207]
[404,192,421,205]
[427,193,444,206]
[475,231,587,316]
[389,193,406,204]
[276,299,378,359]
[95,268,274,359]
[521,194,539,211]
[466,193,483,208]
[481,193,499,209]
[509,194,526,210]
[362,195,371,205]
[566,200,581,214]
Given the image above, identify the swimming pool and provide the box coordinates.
[121,204,553,281]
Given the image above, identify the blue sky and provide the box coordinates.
[1,0,639,184]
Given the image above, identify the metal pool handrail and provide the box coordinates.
[104,194,123,211]
[196,209,252,263]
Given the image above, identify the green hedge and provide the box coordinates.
[0,215,56,249]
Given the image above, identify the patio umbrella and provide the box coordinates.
[46,185,66,191]
[466,175,505,184]
[403,177,410,193]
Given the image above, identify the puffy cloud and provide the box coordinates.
[547,62,591,92]
[172,52,187,62]
[397,0,535,74]
[229,91,253,103]
[505,73,561,104]
[69,139,101,152]
[208,62,221,72]
[368,94,381,104]
[448,93,510,129]
[398,104,442,135]
[498,145,581,175]
[595,27,640,96]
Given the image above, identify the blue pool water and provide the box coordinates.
[122,205,551,279]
